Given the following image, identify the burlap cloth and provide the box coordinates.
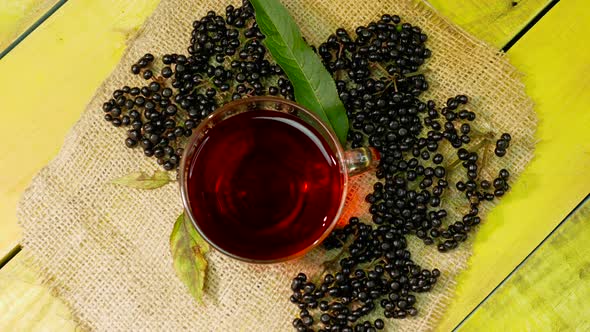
[17,0,536,330]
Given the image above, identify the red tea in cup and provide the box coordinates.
[185,110,344,261]
[180,97,378,263]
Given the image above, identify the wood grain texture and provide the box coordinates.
[440,0,590,329]
[0,0,159,259]
[426,0,552,48]
[459,199,590,331]
[0,256,78,331]
[0,0,60,52]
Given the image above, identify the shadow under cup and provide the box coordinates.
[180,97,372,263]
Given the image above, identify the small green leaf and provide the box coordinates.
[251,0,349,144]
[110,170,173,189]
[170,212,210,303]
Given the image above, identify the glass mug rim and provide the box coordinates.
[179,96,364,263]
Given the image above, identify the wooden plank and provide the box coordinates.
[0,0,60,52]
[426,0,552,48]
[460,198,590,331]
[0,256,78,331]
[439,0,590,329]
[0,0,159,259]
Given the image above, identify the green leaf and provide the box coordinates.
[110,170,173,189]
[251,0,349,144]
[170,212,210,303]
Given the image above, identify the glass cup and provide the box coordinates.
[179,96,379,263]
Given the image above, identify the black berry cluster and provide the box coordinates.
[317,14,514,253]
[101,1,293,170]
[291,218,439,332]
[289,14,515,331]
[494,133,511,157]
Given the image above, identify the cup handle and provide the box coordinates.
[344,147,381,177]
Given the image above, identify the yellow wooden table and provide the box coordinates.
[1,0,589,330]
